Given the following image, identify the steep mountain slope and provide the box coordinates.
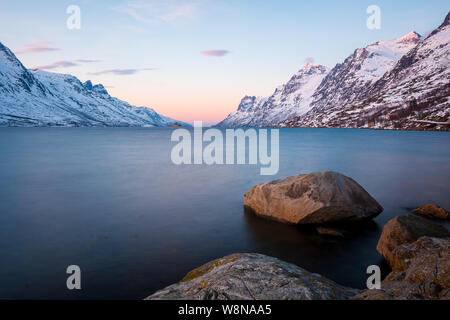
[217,95,268,127]
[310,31,422,112]
[218,64,328,127]
[218,29,430,128]
[0,41,183,127]
[283,13,450,131]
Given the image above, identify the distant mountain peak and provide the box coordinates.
[92,83,108,95]
[304,62,318,70]
[397,30,422,43]
[83,80,108,95]
[303,63,327,73]
[83,80,93,90]
[237,95,266,112]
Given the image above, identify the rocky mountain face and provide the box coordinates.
[219,13,449,130]
[283,13,450,130]
[218,63,328,127]
[309,31,421,113]
[281,14,450,130]
[0,41,183,127]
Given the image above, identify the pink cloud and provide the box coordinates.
[15,41,59,55]
[201,50,230,57]
[89,68,156,76]
[35,61,78,70]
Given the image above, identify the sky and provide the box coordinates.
[0,0,448,124]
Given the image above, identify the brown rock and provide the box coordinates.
[376,215,449,268]
[354,237,450,300]
[412,204,449,220]
[244,171,383,225]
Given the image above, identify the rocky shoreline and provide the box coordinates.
[147,172,450,300]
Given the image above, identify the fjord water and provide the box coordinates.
[0,128,449,299]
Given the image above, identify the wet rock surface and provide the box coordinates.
[146,253,360,300]
[376,215,449,268]
[412,204,449,220]
[244,171,383,224]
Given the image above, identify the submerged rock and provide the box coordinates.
[146,253,360,300]
[316,226,345,237]
[376,215,449,268]
[354,236,450,300]
[244,171,383,224]
[412,204,449,220]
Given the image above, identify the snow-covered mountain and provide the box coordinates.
[218,63,328,126]
[283,12,450,131]
[218,13,449,130]
[0,41,184,127]
[309,31,422,113]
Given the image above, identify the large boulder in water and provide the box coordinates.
[376,215,449,268]
[146,253,360,300]
[355,236,450,300]
[243,171,383,224]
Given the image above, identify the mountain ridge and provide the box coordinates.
[218,15,448,131]
[283,12,449,131]
[218,63,329,127]
[0,41,185,127]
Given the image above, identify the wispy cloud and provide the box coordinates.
[114,0,201,24]
[89,68,157,76]
[201,50,230,57]
[34,59,101,70]
[35,61,78,70]
[15,41,59,55]
[76,59,101,63]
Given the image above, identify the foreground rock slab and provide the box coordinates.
[146,253,360,300]
[376,215,449,268]
[412,204,449,220]
[355,237,450,300]
[244,171,383,224]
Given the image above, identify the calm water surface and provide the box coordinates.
[0,127,449,299]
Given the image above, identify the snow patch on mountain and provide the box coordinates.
[355,31,422,81]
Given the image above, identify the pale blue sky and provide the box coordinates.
[0,0,448,123]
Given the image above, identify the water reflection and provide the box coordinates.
[243,207,385,288]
